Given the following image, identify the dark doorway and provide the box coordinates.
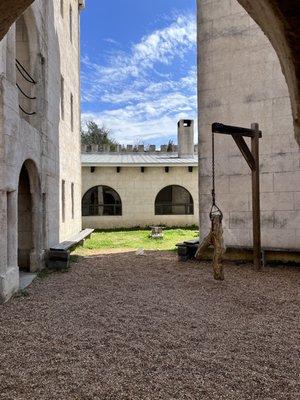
[18,164,33,270]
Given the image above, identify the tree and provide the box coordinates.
[167,139,174,152]
[81,121,118,148]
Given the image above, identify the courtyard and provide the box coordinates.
[0,250,299,400]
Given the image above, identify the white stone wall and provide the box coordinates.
[82,166,199,229]
[57,0,82,241]
[0,0,82,302]
[197,0,300,249]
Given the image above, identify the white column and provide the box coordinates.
[7,190,18,268]
[0,190,19,303]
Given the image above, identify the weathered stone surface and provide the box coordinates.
[82,165,199,229]
[236,0,300,143]
[198,0,300,250]
[0,0,83,302]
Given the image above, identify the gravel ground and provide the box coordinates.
[0,251,299,400]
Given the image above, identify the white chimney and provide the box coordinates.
[177,119,194,158]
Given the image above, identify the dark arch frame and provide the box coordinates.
[155,185,194,215]
[82,185,122,216]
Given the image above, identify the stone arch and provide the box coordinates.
[235,0,300,144]
[82,185,122,216]
[17,159,42,272]
[155,185,194,215]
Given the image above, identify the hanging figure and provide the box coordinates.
[195,131,226,280]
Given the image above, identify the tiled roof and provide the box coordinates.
[81,153,198,167]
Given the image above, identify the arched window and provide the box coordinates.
[82,186,122,216]
[155,185,194,215]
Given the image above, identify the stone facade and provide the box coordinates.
[197,0,300,249]
[82,120,199,229]
[82,165,199,230]
[0,0,83,302]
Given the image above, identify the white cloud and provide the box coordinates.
[81,11,197,144]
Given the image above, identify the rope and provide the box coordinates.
[209,131,223,222]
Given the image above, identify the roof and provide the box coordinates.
[81,153,198,167]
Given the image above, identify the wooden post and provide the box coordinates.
[251,123,262,269]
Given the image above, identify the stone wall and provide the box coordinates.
[0,0,82,302]
[57,0,82,241]
[197,0,300,249]
[82,166,199,229]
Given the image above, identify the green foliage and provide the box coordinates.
[167,139,174,152]
[73,228,199,255]
[81,120,118,148]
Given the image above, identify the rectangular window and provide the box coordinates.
[70,93,74,131]
[69,5,73,43]
[60,0,64,17]
[60,75,64,120]
[71,182,74,219]
[62,180,65,222]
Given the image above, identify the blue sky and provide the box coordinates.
[81,0,197,145]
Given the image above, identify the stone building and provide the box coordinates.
[197,0,300,249]
[0,0,84,302]
[81,120,199,229]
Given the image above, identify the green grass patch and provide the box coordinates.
[73,227,199,255]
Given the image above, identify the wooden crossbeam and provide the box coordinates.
[232,134,256,170]
[212,122,262,138]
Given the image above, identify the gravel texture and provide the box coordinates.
[0,251,299,400]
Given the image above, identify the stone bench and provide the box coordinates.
[47,228,94,270]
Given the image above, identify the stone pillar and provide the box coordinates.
[0,190,8,275]
[7,190,17,268]
[30,188,43,272]
[0,190,19,303]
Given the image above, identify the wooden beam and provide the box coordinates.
[212,122,262,138]
[251,123,262,269]
[231,134,256,170]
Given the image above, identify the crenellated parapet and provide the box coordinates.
[81,143,199,154]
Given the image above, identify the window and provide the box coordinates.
[70,93,74,131]
[60,75,64,120]
[82,186,122,216]
[60,0,64,17]
[69,5,73,43]
[62,180,65,222]
[155,185,194,215]
[71,182,74,219]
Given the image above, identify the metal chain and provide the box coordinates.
[211,132,216,207]
[209,131,223,221]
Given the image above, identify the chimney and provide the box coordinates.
[177,119,194,158]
